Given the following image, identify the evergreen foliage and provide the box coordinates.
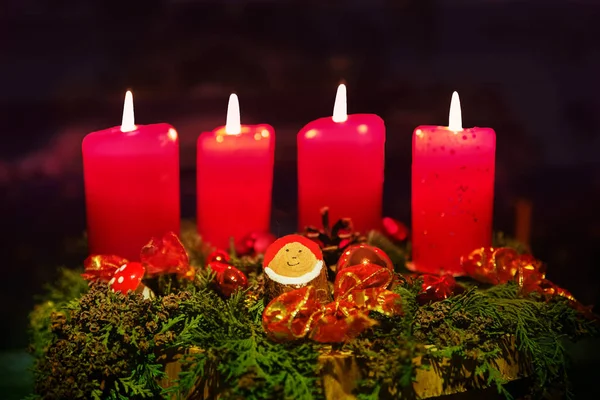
[29,267,89,359]
[28,234,599,399]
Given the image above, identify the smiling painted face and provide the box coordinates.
[263,234,329,302]
[269,242,318,277]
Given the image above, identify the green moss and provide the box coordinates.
[34,285,181,399]
[29,267,89,359]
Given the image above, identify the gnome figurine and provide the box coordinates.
[263,234,331,304]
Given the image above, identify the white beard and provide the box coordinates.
[264,260,324,285]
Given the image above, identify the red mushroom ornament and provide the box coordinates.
[109,262,145,294]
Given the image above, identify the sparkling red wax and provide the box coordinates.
[297,114,385,233]
[197,125,275,250]
[82,123,180,260]
[411,126,496,275]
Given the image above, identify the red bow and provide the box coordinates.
[81,254,128,282]
[140,232,194,279]
[461,247,545,286]
[262,264,403,343]
[415,274,460,304]
[82,232,195,283]
[461,247,587,309]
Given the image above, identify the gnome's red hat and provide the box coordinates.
[263,234,323,268]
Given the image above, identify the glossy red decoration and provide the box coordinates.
[336,244,394,273]
[261,286,322,340]
[81,232,195,286]
[235,231,276,256]
[461,246,592,317]
[207,250,231,264]
[109,262,145,294]
[216,265,249,297]
[82,254,129,282]
[382,217,409,242]
[333,263,394,299]
[534,280,576,302]
[140,232,194,280]
[252,232,276,254]
[309,301,376,343]
[262,264,402,343]
[207,261,230,275]
[416,274,458,304]
[461,247,544,285]
[207,261,248,297]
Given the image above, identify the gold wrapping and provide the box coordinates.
[264,265,332,305]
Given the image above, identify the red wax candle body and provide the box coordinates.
[297,115,385,233]
[82,123,180,260]
[411,126,496,275]
[197,125,275,250]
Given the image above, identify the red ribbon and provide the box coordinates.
[140,232,194,279]
[461,247,545,285]
[415,274,460,304]
[82,232,195,282]
[262,263,403,343]
[461,247,590,312]
[82,254,128,282]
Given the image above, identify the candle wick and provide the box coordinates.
[332,84,348,123]
[121,90,136,132]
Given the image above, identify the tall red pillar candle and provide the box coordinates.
[411,92,496,275]
[82,91,180,260]
[297,84,385,233]
[197,94,275,250]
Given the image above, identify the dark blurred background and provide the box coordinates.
[1,0,599,397]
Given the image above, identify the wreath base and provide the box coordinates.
[161,344,524,399]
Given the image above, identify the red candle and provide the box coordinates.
[82,91,180,260]
[411,92,496,275]
[297,84,385,233]
[197,94,275,250]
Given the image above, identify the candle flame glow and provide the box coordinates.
[121,90,136,132]
[225,93,241,135]
[448,91,463,132]
[332,84,348,123]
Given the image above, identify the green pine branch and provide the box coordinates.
[27,227,600,400]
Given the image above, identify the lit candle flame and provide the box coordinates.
[448,91,463,131]
[332,84,348,123]
[121,90,136,132]
[225,93,241,135]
